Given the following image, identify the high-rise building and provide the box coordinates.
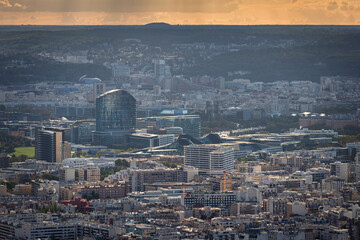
[154,59,166,82]
[278,97,290,116]
[93,89,136,146]
[184,144,234,172]
[93,82,106,103]
[35,127,70,163]
[205,100,221,121]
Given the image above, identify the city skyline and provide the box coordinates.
[1,4,360,239]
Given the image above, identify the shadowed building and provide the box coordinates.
[35,127,71,163]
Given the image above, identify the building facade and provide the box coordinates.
[93,89,136,146]
[137,115,201,138]
[185,145,234,172]
[78,166,100,182]
[35,127,71,163]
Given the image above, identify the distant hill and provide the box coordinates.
[1,26,360,84]
[144,22,171,28]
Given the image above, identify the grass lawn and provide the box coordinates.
[12,147,35,158]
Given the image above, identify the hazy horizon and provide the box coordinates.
[1,0,360,25]
[1,23,360,26]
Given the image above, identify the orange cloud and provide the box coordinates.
[0,0,360,25]
[0,0,240,13]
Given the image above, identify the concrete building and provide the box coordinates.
[330,162,349,181]
[158,134,175,146]
[127,133,159,148]
[59,167,75,182]
[93,82,106,103]
[286,201,307,218]
[112,63,130,78]
[185,144,234,172]
[184,192,236,215]
[154,59,166,82]
[129,167,195,192]
[0,185,8,196]
[78,166,100,182]
[18,222,76,240]
[59,186,75,201]
[322,176,346,192]
[137,115,201,138]
[35,127,71,163]
[127,133,175,148]
[79,182,128,199]
[70,120,96,144]
[265,197,288,216]
[13,184,32,196]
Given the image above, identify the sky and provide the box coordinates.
[0,0,360,25]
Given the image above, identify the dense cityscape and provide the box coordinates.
[1,24,360,240]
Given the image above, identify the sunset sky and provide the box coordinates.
[0,0,360,25]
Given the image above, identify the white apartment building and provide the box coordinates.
[184,144,234,171]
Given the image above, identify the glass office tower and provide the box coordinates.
[93,89,136,146]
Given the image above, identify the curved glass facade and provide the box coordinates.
[96,89,136,132]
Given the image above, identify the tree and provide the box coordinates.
[114,159,130,171]
[236,156,256,162]
[161,162,178,168]
[41,173,59,181]
[71,151,88,158]
[100,168,114,180]
[40,202,61,213]
[0,181,16,192]
[0,133,34,154]
[10,154,28,163]
[84,191,100,200]
[340,125,360,136]
[96,150,107,158]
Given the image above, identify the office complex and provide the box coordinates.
[127,133,175,148]
[35,127,71,163]
[137,115,201,138]
[70,120,96,144]
[184,144,234,172]
[93,89,136,146]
